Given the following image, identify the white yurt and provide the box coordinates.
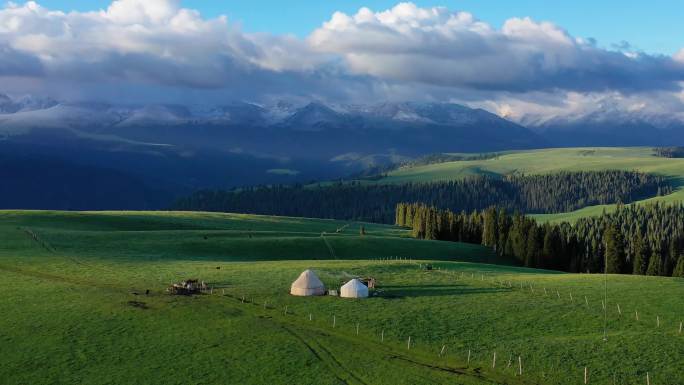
[340,278,369,298]
[290,269,326,296]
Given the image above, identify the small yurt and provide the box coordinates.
[340,278,369,298]
[290,269,326,296]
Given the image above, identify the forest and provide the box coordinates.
[653,146,684,158]
[397,152,503,168]
[396,202,684,277]
[174,171,671,223]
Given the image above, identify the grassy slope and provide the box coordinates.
[1,211,683,385]
[377,147,684,223]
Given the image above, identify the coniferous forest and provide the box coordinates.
[174,171,670,223]
[396,202,684,277]
[653,146,684,158]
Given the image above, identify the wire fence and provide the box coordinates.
[196,258,682,384]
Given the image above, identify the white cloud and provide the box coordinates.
[309,2,684,93]
[104,0,181,24]
[0,0,682,125]
[675,49,684,63]
[0,0,324,93]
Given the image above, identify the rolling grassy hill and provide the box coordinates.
[374,147,684,223]
[1,211,682,384]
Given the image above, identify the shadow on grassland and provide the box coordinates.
[379,284,511,299]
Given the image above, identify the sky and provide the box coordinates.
[35,0,684,55]
[1,0,683,125]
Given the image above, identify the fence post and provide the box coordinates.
[584,367,588,384]
[407,336,411,350]
[467,349,471,366]
[381,329,384,342]
[646,372,650,385]
[492,351,496,368]
[518,356,522,376]
[333,315,336,328]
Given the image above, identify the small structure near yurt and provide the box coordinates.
[167,279,207,295]
[290,269,326,296]
[362,277,376,289]
[340,278,369,298]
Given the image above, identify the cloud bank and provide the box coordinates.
[0,0,683,124]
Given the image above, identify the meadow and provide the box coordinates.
[376,147,684,223]
[1,210,682,384]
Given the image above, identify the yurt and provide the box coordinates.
[340,278,369,298]
[290,269,326,296]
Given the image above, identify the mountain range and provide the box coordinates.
[1,94,682,210]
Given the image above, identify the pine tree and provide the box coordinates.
[604,224,625,274]
[424,209,438,240]
[412,211,425,239]
[483,207,498,249]
[542,224,561,269]
[496,208,509,256]
[526,225,542,267]
[666,238,678,276]
[632,231,648,275]
[646,250,663,276]
[673,255,684,278]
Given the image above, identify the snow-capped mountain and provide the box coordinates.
[0,95,548,210]
[0,94,58,114]
[0,96,544,152]
[502,96,684,147]
[4,93,682,211]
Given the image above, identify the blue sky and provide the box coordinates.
[36,0,683,55]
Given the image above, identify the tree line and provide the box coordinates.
[174,171,671,223]
[653,147,684,158]
[396,202,684,277]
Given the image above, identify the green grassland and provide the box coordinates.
[1,210,682,384]
[376,147,684,223]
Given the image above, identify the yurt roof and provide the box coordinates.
[291,269,325,289]
[341,278,366,290]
